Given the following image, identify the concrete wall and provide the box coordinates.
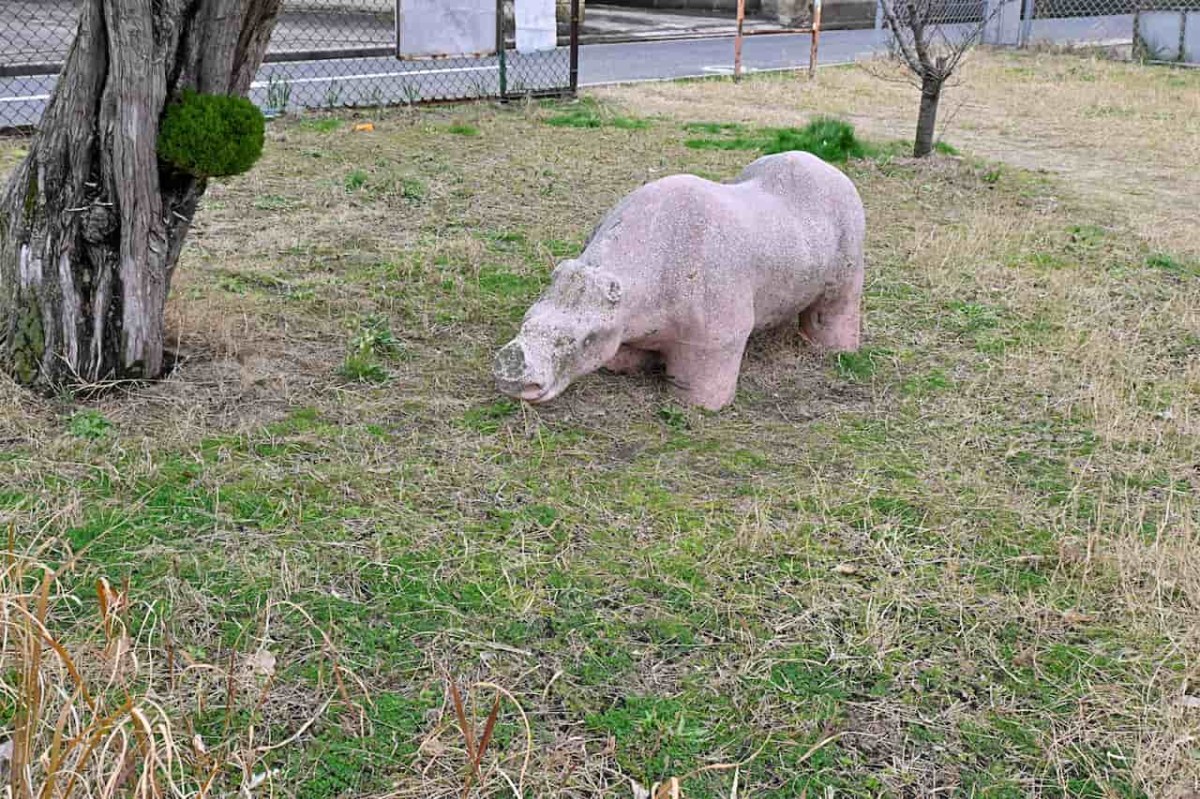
[813,0,877,28]
[1137,9,1199,62]
[763,0,880,28]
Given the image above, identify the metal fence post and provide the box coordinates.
[1179,7,1189,61]
[570,0,580,94]
[809,0,822,79]
[1020,0,1036,46]
[497,0,508,100]
[735,0,746,82]
[1131,2,1141,55]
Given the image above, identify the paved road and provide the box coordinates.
[583,28,882,83]
[579,14,1133,83]
[1,14,1133,129]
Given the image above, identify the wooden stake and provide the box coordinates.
[735,0,746,82]
[809,0,823,79]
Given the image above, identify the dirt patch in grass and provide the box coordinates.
[595,48,1200,259]
[1,69,1198,797]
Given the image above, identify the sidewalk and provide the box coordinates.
[580,5,786,43]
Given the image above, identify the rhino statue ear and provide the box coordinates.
[559,262,622,306]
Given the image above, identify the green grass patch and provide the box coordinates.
[476,264,542,301]
[544,99,652,130]
[252,193,294,211]
[1145,251,1198,276]
[3,82,1195,798]
[460,399,519,433]
[683,121,748,134]
[685,116,870,163]
[834,347,889,380]
[67,410,112,440]
[344,169,368,192]
[762,117,867,162]
[299,117,344,133]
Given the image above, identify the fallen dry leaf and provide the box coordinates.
[833,563,859,575]
[246,769,278,792]
[651,778,681,799]
[104,630,132,662]
[245,648,277,677]
[418,734,447,758]
[1057,538,1088,565]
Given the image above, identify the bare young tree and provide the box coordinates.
[878,0,1008,157]
[0,0,284,391]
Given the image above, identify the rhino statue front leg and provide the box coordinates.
[663,333,752,411]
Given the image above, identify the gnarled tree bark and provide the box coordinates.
[0,0,283,390]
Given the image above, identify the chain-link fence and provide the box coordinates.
[1018,0,1139,47]
[1,0,579,131]
[254,0,577,115]
[878,0,1138,25]
[1028,0,1136,19]
[0,1,75,129]
[1134,0,1200,61]
[873,0,1143,45]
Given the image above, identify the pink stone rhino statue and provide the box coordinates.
[493,151,866,410]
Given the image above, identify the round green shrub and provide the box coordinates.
[157,91,265,178]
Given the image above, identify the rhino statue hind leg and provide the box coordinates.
[799,267,864,352]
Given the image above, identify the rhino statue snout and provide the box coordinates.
[494,338,551,402]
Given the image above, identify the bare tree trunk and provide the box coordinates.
[914,74,943,158]
[0,0,283,391]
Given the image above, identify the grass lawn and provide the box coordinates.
[1,50,1198,798]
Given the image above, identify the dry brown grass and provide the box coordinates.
[595,48,1200,257]
[0,532,352,798]
[0,52,1198,797]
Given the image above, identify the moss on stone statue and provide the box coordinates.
[157,91,265,179]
